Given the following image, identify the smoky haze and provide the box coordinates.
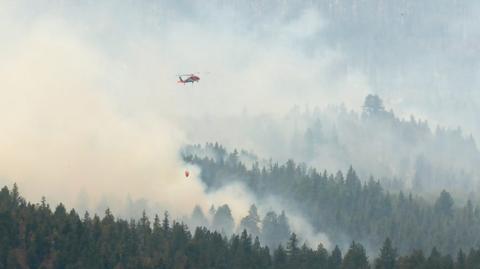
[0,0,478,253]
[0,1,366,212]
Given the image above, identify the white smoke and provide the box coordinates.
[204,182,331,249]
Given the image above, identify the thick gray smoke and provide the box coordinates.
[0,0,477,250]
[0,0,339,247]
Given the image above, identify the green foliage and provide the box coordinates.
[434,190,454,217]
[186,143,480,255]
[239,204,261,237]
[190,205,208,229]
[329,246,343,269]
[374,238,397,269]
[1,184,480,269]
[362,94,385,116]
[261,211,291,250]
[342,241,369,269]
[212,204,235,235]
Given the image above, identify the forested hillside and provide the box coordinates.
[184,95,480,196]
[3,0,480,268]
[184,143,480,255]
[3,184,480,269]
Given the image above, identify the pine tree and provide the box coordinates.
[342,241,370,269]
[162,211,170,233]
[212,205,234,235]
[434,190,454,217]
[374,238,397,269]
[273,245,287,269]
[261,211,278,249]
[329,245,342,269]
[362,94,385,116]
[286,233,299,256]
[191,205,208,228]
[239,204,261,237]
[277,211,291,246]
[286,233,300,267]
[425,247,443,269]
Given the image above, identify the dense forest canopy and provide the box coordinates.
[183,142,480,255]
[2,1,480,268]
[3,184,480,269]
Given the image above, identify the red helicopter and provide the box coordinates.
[177,74,200,84]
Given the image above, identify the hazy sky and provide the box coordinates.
[2,1,478,131]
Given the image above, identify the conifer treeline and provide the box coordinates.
[2,185,480,268]
[184,143,480,255]
[190,203,291,252]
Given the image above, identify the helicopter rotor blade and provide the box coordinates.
[177,72,210,77]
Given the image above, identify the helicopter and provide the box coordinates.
[177,73,200,84]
